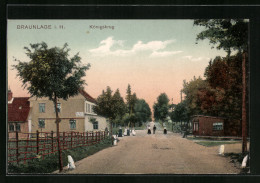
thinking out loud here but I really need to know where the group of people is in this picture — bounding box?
[147,124,157,134]
[147,124,167,135]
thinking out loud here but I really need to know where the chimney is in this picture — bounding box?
[8,88,13,101]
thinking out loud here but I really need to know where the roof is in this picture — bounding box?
[8,97,30,122]
[79,89,97,103]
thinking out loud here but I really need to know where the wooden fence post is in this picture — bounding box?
[92,131,94,145]
[51,131,54,152]
[71,131,73,148]
[87,132,89,146]
[83,132,86,145]
[63,132,65,150]
[36,130,39,155]
[16,131,19,164]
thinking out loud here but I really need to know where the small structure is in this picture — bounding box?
[192,115,241,136]
[192,115,225,136]
[241,155,248,168]
[67,155,76,170]
[218,145,225,155]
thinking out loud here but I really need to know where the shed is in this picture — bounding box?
[192,115,225,136]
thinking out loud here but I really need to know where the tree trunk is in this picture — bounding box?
[242,52,247,153]
[54,95,63,172]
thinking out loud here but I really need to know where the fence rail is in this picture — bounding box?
[8,130,108,165]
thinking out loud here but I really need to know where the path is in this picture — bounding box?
[54,126,241,174]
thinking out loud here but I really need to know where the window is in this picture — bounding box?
[54,103,61,113]
[70,119,76,130]
[38,119,45,128]
[9,123,14,132]
[213,122,223,130]
[87,104,90,113]
[39,103,45,113]
[93,121,98,130]
[193,122,199,132]
[16,123,21,131]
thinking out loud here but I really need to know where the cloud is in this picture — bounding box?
[182,56,210,62]
[89,37,181,58]
[150,51,183,57]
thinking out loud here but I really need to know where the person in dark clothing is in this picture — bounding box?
[163,127,167,134]
[147,126,151,134]
[153,125,156,134]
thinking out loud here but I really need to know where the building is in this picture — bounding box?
[28,89,108,134]
[8,89,31,138]
[192,115,225,136]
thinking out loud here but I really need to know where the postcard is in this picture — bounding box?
[7,18,249,175]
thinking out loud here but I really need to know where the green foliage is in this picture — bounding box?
[170,101,189,122]
[13,42,90,102]
[125,84,138,114]
[194,19,248,54]
[134,99,152,124]
[181,77,206,116]
[94,87,127,129]
[153,93,170,121]
[8,138,112,173]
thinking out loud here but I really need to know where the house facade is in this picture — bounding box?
[29,90,108,134]
[192,115,225,136]
[8,89,31,139]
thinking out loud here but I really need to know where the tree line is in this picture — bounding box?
[93,84,152,129]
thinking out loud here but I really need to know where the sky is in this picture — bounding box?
[7,19,227,110]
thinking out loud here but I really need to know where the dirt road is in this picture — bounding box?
[56,125,240,174]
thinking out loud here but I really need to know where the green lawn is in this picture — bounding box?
[195,141,241,147]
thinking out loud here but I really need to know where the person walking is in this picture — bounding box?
[153,125,156,134]
[147,125,151,134]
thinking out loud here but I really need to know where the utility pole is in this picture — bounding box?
[171,98,173,131]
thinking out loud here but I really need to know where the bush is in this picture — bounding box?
[8,137,113,174]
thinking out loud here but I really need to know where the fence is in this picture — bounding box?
[8,130,108,165]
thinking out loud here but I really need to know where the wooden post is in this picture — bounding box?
[36,130,39,155]
[92,131,94,145]
[71,131,73,148]
[86,132,88,146]
[51,131,54,152]
[16,131,19,164]
[63,132,65,150]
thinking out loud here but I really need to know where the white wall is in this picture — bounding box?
[84,115,109,131]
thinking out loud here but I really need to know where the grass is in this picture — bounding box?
[8,137,113,174]
[195,141,241,147]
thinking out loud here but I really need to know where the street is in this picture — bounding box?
[56,122,240,174]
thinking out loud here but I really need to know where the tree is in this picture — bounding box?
[201,55,243,119]
[13,42,90,172]
[194,19,249,152]
[170,102,189,123]
[94,87,127,138]
[111,89,127,126]
[182,76,207,116]
[153,93,170,121]
[125,84,138,127]
[134,99,152,126]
